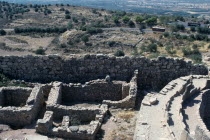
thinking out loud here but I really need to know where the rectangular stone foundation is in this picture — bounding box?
[36,104,108,140]
[0,86,45,127]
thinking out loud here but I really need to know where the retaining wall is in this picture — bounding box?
[0,55,208,90]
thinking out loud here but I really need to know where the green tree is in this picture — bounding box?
[81,35,89,44]
[113,16,120,24]
[136,16,144,24]
[122,16,130,23]
[146,17,157,26]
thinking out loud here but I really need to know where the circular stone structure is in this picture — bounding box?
[134,75,210,140]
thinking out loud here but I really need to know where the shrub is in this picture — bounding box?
[128,20,135,28]
[139,24,146,30]
[113,16,120,24]
[72,17,78,23]
[67,22,73,30]
[147,44,157,52]
[0,29,6,36]
[189,54,202,64]
[145,17,157,26]
[122,16,130,23]
[60,44,67,48]
[190,27,196,32]
[81,35,89,44]
[163,32,170,38]
[92,9,97,14]
[65,14,71,19]
[192,44,198,49]
[65,10,70,14]
[108,41,116,47]
[35,48,45,55]
[141,43,157,53]
[136,16,144,24]
[87,27,103,34]
[114,50,125,57]
[165,45,176,54]
[182,47,200,56]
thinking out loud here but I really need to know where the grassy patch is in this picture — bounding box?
[116,111,135,121]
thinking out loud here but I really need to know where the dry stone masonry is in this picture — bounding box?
[0,66,138,139]
[0,55,207,90]
[0,86,45,127]
[0,54,210,140]
[134,75,210,140]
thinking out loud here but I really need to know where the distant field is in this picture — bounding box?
[1,0,210,16]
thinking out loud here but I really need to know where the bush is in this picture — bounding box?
[190,27,196,32]
[81,35,89,44]
[108,41,116,47]
[139,24,146,30]
[0,29,6,36]
[114,50,125,57]
[147,44,157,52]
[92,9,97,14]
[65,10,70,14]
[145,17,157,26]
[165,45,176,54]
[128,20,135,28]
[182,47,200,56]
[67,22,73,30]
[35,48,45,55]
[189,54,202,64]
[192,44,198,49]
[122,16,130,23]
[113,16,120,24]
[65,14,71,19]
[136,16,144,24]
[163,32,170,38]
[141,43,157,53]
[60,44,67,48]
[87,27,103,34]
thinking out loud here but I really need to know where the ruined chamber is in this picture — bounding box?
[0,86,45,127]
[36,70,138,139]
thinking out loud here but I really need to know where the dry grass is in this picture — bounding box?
[116,111,135,121]
[109,130,133,140]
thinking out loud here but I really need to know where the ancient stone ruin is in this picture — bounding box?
[134,75,210,140]
[0,86,44,127]
[0,54,210,140]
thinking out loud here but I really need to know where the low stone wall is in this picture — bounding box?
[36,104,108,140]
[103,70,138,108]
[0,55,208,90]
[62,80,127,102]
[161,76,206,140]
[0,86,45,126]
[0,87,31,107]
[195,89,210,140]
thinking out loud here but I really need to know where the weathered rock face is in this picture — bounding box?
[0,55,208,90]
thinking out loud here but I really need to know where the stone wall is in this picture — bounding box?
[103,70,138,108]
[62,80,126,102]
[0,86,45,126]
[0,55,208,90]
[195,89,210,140]
[0,88,32,107]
